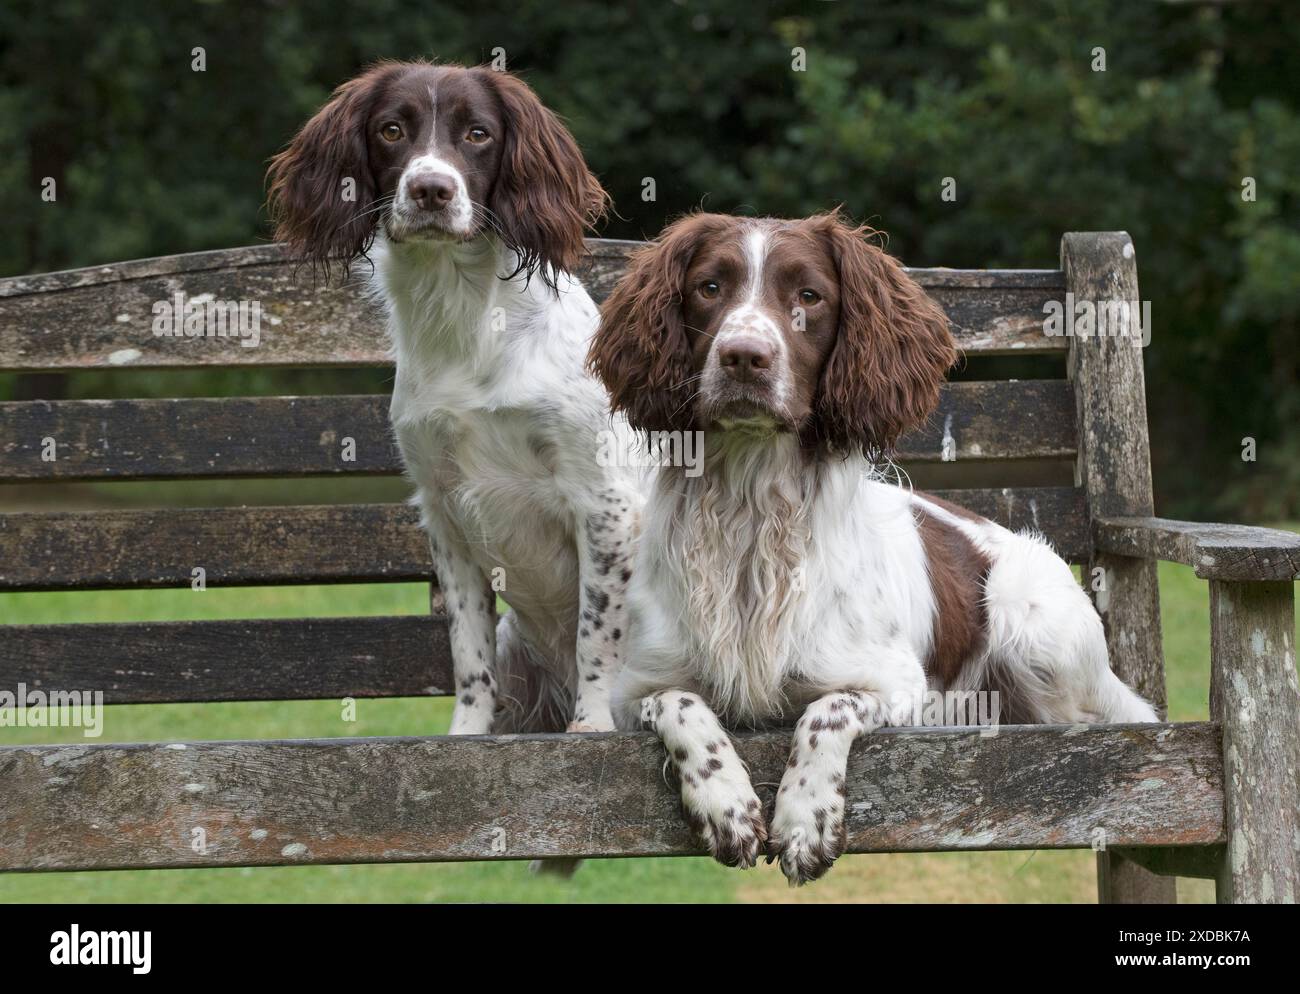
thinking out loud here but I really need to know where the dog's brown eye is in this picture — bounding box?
[799,289,822,305]
[699,281,721,299]
[466,128,491,144]
[380,122,404,143]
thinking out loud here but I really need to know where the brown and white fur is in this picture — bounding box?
[268,61,639,738]
[588,211,1157,885]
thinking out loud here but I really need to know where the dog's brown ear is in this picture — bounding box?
[267,66,393,279]
[810,211,956,458]
[588,214,730,435]
[482,70,609,290]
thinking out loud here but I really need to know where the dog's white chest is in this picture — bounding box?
[395,393,572,538]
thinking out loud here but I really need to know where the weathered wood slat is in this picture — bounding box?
[0,723,1223,871]
[925,487,1090,559]
[1063,233,1166,710]
[1096,516,1300,581]
[0,503,431,590]
[0,616,452,704]
[0,395,397,480]
[0,381,1076,481]
[924,285,1063,355]
[0,486,1091,591]
[0,242,1066,371]
[1209,581,1300,903]
[909,380,1075,462]
[1062,232,1174,905]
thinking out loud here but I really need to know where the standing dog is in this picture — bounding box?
[269,61,640,735]
[588,211,1157,884]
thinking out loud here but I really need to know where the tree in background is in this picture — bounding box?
[1,0,1295,520]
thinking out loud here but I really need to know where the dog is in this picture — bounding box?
[588,210,1158,885]
[268,60,641,737]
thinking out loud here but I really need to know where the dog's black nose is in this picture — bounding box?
[718,336,774,383]
[408,174,456,211]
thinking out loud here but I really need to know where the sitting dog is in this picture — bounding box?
[588,211,1157,884]
[268,61,640,736]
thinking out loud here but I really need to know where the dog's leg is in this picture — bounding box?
[642,689,766,868]
[443,559,498,735]
[570,499,635,732]
[421,510,498,736]
[767,690,892,886]
[992,604,1159,724]
[983,540,1158,724]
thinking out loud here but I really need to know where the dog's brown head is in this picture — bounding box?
[266,60,608,286]
[588,211,956,458]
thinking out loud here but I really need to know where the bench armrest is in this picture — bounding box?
[1094,516,1300,581]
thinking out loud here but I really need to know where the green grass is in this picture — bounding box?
[1,556,1295,903]
[0,855,740,905]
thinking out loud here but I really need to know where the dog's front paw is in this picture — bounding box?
[678,760,767,868]
[569,701,616,734]
[766,770,847,885]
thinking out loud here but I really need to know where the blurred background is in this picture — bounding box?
[0,0,1296,903]
[2,0,1297,518]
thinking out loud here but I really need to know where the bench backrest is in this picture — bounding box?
[0,235,1157,712]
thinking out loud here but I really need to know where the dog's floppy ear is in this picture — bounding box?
[810,211,956,457]
[267,66,392,278]
[589,214,730,435]
[482,70,609,290]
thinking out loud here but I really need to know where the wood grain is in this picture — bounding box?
[0,615,452,704]
[1096,515,1300,581]
[0,395,398,480]
[1062,231,1174,904]
[0,381,1077,481]
[0,242,1067,371]
[0,486,1091,591]
[0,503,432,590]
[0,723,1224,871]
[1209,580,1300,903]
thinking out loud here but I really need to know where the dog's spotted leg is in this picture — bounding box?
[767,690,891,885]
[643,690,766,867]
[570,493,636,732]
[421,510,498,736]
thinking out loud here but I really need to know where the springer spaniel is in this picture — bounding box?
[588,211,1157,885]
[268,61,641,736]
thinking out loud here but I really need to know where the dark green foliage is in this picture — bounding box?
[1,0,1295,519]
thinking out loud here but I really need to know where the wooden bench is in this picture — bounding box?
[1,232,1296,903]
